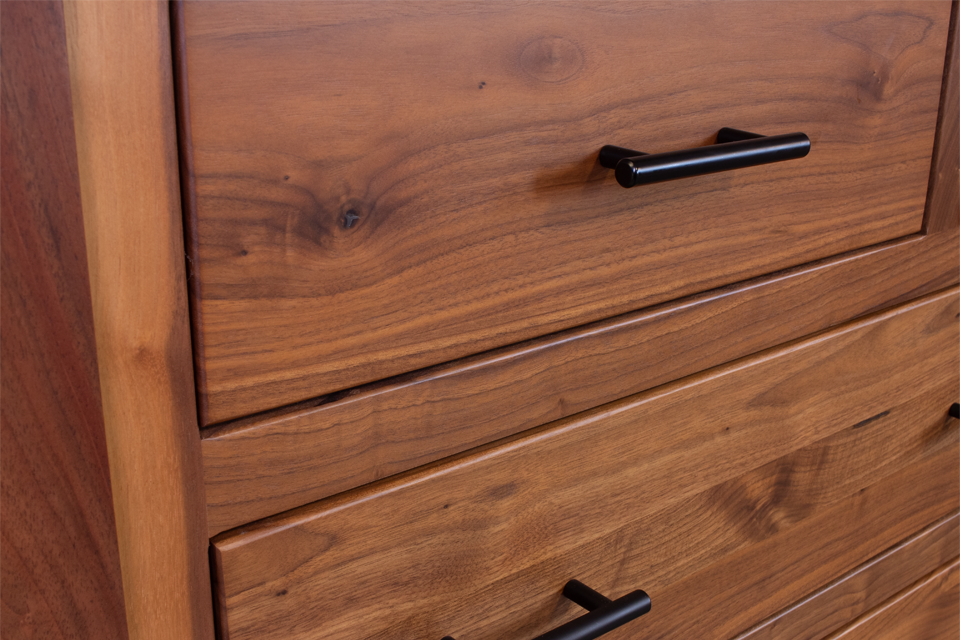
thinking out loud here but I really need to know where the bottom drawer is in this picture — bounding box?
[211,289,959,640]
[735,513,959,640]
[827,559,960,640]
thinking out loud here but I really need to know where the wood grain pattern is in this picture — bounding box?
[826,560,960,640]
[0,2,129,637]
[734,513,959,640]
[214,437,960,640]
[178,1,952,424]
[614,446,960,640]
[925,1,959,234]
[62,3,213,640]
[202,229,959,535]
[211,288,959,640]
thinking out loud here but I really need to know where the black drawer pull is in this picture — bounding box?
[442,579,651,640]
[949,403,959,419]
[600,127,810,188]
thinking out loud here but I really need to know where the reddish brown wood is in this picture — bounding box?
[202,230,959,534]
[170,0,209,422]
[734,513,959,640]
[213,402,959,640]
[924,1,959,233]
[826,560,960,640]
[178,1,952,424]
[62,2,215,638]
[0,2,129,638]
[211,289,958,640]
[619,446,960,640]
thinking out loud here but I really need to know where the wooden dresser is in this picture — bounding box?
[44,1,960,639]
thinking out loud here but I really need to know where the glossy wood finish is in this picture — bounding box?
[826,561,960,640]
[735,513,959,640]
[202,230,959,534]
[211,289,959,640]
[0,3,129,637]
[178,1,951,424]
[62,3,213,639]
[925,0,959,234]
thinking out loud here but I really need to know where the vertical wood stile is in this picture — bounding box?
[62,2,214,639]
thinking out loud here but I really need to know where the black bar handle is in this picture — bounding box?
[949,403,959,419]
[442,579,651,640]
[600,127,810,188]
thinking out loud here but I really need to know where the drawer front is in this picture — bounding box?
[199,234,959,536]
[211,289,959,640]
[177,1,951,424]
[736,513,960,640]
[826,560,960,640]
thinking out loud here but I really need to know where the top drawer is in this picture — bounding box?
[176,1,951,424]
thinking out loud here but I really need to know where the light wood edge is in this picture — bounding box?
[924,0,959,233]
[63,2,214,640]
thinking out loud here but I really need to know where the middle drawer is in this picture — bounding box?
[211,288,959,640]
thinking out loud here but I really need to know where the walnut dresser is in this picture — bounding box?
[57,2,960,640]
